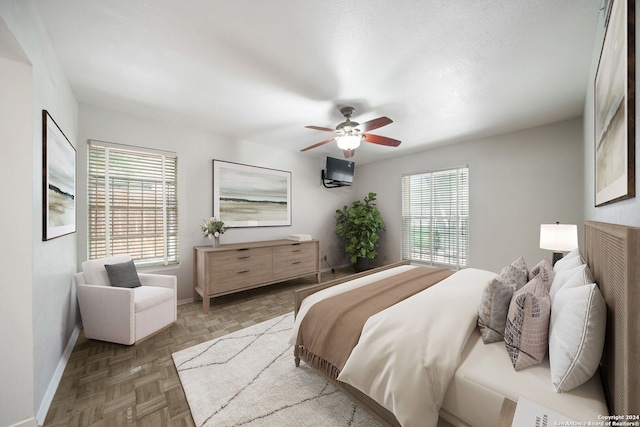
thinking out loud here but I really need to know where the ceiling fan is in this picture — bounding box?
[301,106,401,158]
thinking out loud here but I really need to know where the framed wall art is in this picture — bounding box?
[213,160,291,227]
[42,110,76,240]
[594,0,635,207]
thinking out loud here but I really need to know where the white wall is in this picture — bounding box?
[583,4,640,226]
[77,104,355,302]
[354,118,585,273]
[0,1,79,424]
[0,49,37,427]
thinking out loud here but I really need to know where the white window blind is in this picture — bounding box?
[402,166,469,269]
[88,141,179,266]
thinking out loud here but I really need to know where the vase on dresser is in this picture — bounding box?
[212,236,220,248]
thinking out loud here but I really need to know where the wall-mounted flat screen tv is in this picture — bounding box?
[325,156,355,184]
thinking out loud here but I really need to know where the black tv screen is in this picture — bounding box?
[326,156,355,184]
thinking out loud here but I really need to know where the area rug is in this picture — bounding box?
[172,312,381,427]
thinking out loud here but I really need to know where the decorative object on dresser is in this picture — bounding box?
[539,222,578,265]
[213,160,291,227]
[193,239,320,313]
[288,233,312,241]
[200,216,226,248]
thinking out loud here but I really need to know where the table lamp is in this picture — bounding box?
[539,222,578,265]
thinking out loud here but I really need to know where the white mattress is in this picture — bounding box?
[441,327,608,427]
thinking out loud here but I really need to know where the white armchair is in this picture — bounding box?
[74,255,177,345]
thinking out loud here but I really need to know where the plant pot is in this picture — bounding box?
[354,257,374,272]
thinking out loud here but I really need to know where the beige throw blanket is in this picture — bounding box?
[338,268,497,427]
[295,267,454,380]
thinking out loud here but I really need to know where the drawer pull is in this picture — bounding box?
[292,261,302,265]
[291,243,300,246]
[237,256,250,260]
[237,270,250,274]
[237,248,250,251]
[292,249,301,253]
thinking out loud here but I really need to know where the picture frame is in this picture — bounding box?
[42,110,76,240]
[213,160,291,227]
[594,0,635,207]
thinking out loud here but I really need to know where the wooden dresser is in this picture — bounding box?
[193,239,321,313]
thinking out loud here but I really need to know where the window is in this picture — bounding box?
[88,141,179,266]
[402,166,469,269]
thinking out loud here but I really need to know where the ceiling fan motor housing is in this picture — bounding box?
[336,106,359,133]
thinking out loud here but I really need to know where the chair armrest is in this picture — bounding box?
[76,284,135,345]
[138,273,177,323]
[138,273,177,291]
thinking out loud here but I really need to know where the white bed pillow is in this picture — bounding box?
[562,247,580,260]
[554,251,583,273]
[549,264,593,302]
[549,283,606,393]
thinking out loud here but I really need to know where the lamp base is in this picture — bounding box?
[552,251,563,266]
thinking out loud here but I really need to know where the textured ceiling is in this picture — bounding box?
[34,0,602,164]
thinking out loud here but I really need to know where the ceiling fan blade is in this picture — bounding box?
[305,125,337,133]
[343,149,355,158]
[358,116,393,132]
[363,133,401,147]
[300,137,335,152]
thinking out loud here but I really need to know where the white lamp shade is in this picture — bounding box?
[336,134,361,150]
[540,223,578,252]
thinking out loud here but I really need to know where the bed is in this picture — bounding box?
[291,221,640,427]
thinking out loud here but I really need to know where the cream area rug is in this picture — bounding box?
[172,312,382,427]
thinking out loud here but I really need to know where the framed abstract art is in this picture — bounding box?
[594,0,635,206]
[42,110,76,240]
[213,160,291,227]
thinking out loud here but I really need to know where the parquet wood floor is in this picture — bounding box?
[43,268,355,427]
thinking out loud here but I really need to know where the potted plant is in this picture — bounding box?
[335,192,386,271]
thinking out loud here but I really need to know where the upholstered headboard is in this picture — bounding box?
[584,221,640,417]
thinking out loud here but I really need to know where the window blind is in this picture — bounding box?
[88,141,179,266]
[401,166,469,269]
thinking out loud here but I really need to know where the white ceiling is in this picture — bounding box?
[34,0,602,165]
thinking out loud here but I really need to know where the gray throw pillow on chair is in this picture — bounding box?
[105,260,142,288]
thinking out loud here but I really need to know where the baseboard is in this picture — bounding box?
[36,325,80,426]
[178,298,194,305]
[8,417,37,427]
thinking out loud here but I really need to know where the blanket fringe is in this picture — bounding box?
[296,346,342,380]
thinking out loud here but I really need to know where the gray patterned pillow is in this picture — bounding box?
[528,258,554,284]
[478,257,528,343]
[504,262,554,371]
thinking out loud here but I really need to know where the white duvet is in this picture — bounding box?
[292,266,496,427]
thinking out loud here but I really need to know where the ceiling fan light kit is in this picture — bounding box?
[302,106,401,158]
[336,134,362,150]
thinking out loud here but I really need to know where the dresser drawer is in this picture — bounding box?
[194,239,320,314]
[273,242,318,280]
[209,247,273,293]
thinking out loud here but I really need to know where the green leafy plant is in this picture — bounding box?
[335,192,386,265]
